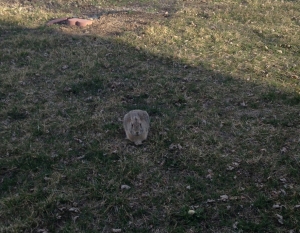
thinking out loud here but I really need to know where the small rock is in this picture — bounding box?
[188,210,195,215]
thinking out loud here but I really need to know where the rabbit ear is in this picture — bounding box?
[140,111,150,122]
[124,114,131,125]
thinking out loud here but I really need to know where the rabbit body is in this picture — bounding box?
[123,110,150,145]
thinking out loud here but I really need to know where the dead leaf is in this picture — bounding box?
[169,143,183,151]
[232,221,238,229]
[112,229,122,232]
[227,162,239,171]
[121,185,131,190]
[85,96,93,102]
[37,229,48,233]
[240,101,247,107]
[74,137,83,143]
[276,214,283,224]
[226,165,235,171]
[159,131,167,136]
[281,147,287,153]
[206,169,214,179]
[220,195,229,201]
[206,173,213,179]
[206,199,215,203]
[280,178,287,183]
[280,189,287,196]
[177,144,182,150]
[58,207,66,212]
[76,155,85,160]
[69,207,80,213]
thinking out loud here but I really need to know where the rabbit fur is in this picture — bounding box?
[123,110,150,145]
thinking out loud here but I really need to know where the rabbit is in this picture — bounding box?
[123,110,150,145]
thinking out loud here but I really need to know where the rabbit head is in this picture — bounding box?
[129,116,144,136]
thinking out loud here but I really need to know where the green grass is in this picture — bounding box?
[1,0,300,232]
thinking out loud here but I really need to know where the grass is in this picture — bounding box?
[0,0,300,232]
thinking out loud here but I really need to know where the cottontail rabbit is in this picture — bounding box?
[123,110,150,145]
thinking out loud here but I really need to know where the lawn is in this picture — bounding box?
[0,0,300,232]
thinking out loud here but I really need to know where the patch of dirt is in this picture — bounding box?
[60,11,165,37]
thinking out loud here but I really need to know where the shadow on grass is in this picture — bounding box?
[0,13,300,233]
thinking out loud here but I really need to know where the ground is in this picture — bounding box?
[0,0,300,232]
